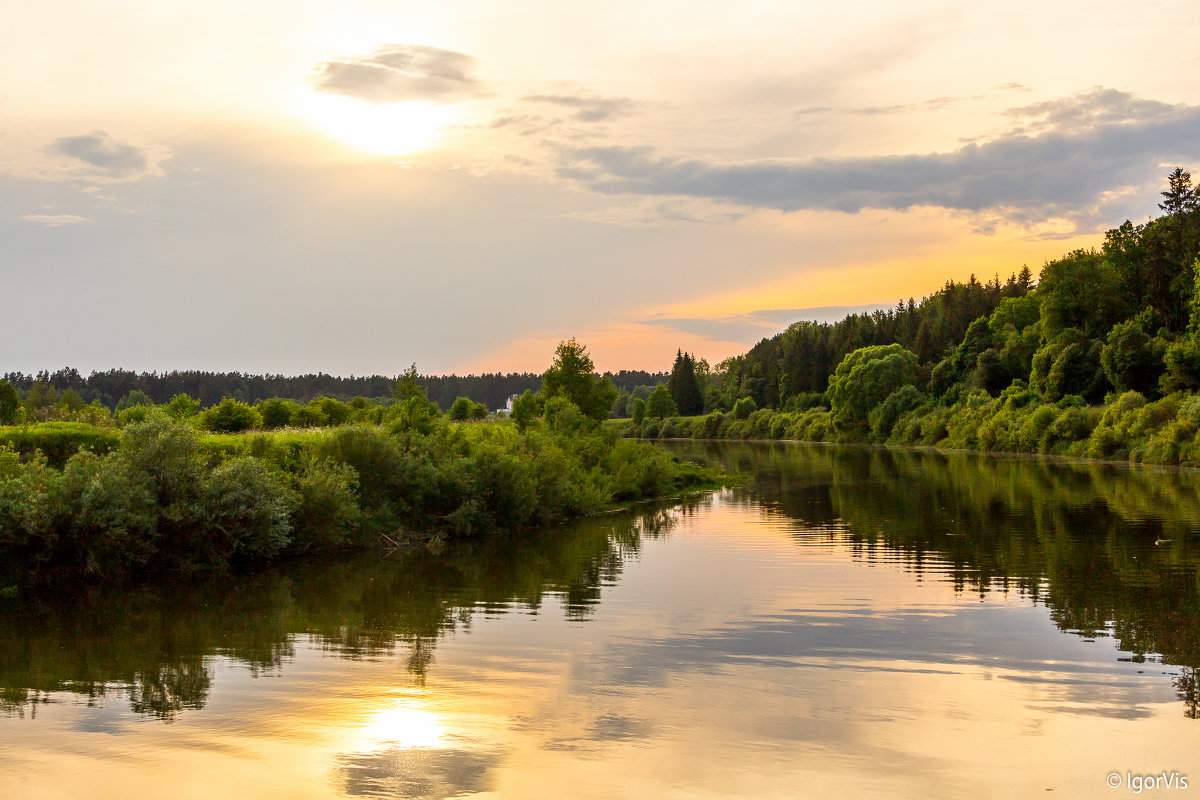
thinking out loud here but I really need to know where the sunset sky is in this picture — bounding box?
[3,0,1198,375]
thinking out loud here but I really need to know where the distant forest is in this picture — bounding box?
[708,167,1200,413]
[0,368,667,412]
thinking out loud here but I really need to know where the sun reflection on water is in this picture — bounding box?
[358,699,445,751]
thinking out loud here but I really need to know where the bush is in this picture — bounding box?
[164,393,200,420]
[868,386,925,442]
[0,422,122,467]
[201,398,262,433]
[202,458,298,562]
[732,396,757,420]
[257,398,300,429]
[54,451,157,573]
[828,344,919,433]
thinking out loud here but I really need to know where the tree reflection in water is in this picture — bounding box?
[4,441,1200,719]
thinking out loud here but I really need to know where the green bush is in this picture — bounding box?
[201,398,263,433]
[164,393,200,420]
[828,344,919,433]
[202,458,298,563]
[732,396,756,420]
[868,386,925,442]
[0,423,122,467]
[257,398,300,429]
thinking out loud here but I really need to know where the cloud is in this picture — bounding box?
[19,213,92,227]
[558,89,1200,229]
[312,44,483,104]
[524,93,636,122]
[793,96,961,117]
[48,131,164,181]
[1005,86,1179,132]
[559,197,747,227]
[643,305,892,343]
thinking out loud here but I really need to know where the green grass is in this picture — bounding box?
[0,422,122,467]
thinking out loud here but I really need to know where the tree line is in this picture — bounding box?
[632,168,1200,466]
[0,367,668,418]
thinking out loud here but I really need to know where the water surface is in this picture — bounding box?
[2,442,1198,798]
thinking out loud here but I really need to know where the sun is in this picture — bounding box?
[299,93,451,156]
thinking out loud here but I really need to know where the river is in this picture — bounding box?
[1,441,1197,798]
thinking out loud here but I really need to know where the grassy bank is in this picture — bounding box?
[0,410,722,588]
[621,387,1200,467]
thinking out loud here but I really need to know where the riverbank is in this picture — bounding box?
[0,413,725,589]
[618,387,1200,468]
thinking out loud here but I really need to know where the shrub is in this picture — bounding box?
[630,398,646,426]
[291,404,327,428]
[868,386,925,442]
[257,398,300,429]
[54,451,157,574]
[201,398,262,433]
[828,344,919,433]
[732,396,757,420]
[202,458,298,562]
[164,393,200,420]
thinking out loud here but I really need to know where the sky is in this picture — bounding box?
[3,0,1199,376]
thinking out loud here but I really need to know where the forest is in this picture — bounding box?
[0,367,667,414]
[629,169,1200,465]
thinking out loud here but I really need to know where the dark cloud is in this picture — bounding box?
[49,131,150,179]
[560,89,1200,228]
[524,93,636,122]
[1006,87,1179,132]
[313,44,482,104]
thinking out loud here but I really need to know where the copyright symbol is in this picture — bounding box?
[1107,772,1122,788]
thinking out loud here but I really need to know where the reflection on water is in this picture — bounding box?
[669,441,1200,718]
[2,443,1199,799]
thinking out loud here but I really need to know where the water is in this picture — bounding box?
[1,442,1198,799]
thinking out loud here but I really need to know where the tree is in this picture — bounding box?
[164,393,200,420]
[0,380,18,425]
[540,338,618,421]
[827,344,919,433]
[24,380,58,422]
[449,396,480,421]
[511,390,539,432]
[1160,167,1197,216]
[390,364,439,433]
[667,350,703,416]
[257,398,298,429]
[645,384,678,419]
[116,390,153,412]
[631,397,646,425]
[1101,309,1165,395]
[393,364,425,403]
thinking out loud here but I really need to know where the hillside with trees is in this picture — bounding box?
[631,169,1200,465]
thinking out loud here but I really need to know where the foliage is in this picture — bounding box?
[511,390,539,432]
[667,350,704,416]
[1101,309,1165,396]
[0,381,18,425]
[200,398,263,433]
[540,339,619,421]
[646,385,678,419]
[827,344,919,434]
[164,393,200,420]
[732,396,757,420]
[256,398,299,429]
[449,396,489,421]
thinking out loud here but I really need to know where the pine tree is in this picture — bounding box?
[667,350,703,416]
